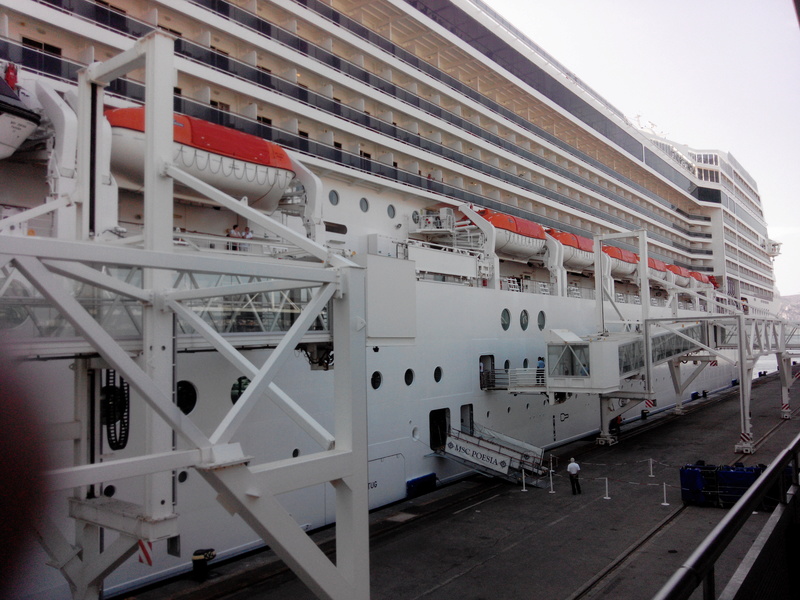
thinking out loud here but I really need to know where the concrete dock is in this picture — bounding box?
[131,371,800,600]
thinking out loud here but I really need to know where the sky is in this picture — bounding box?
[483,0,800,297]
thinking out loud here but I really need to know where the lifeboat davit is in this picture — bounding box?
[647,257,668,281]
[547,229,594,269]
[667,264,691,287]
[0,64,41,160]
[106,107,295,212]
[602,246,639,277]
[478,209,546,259]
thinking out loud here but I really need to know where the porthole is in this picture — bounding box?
[507,407,511,413]
[292,448,300,458]
[523,358,529,368]
[359,197,369,212]
[405,369,415,385]
[434,366,443,382]
[504,359,510,370]
[486,411,491,419]
[176,380,197,415]
[103,485,116,498]
[178,471,189,483]
[231,376,250,404]
[412,210,420,224]
[387,204,396,219]
[371,371,382,389]
[501,308,511,331]
[537,310,546,331]
[328,190,339,205]
[520,309,529,331]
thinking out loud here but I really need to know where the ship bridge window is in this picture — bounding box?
[547,344,590,377]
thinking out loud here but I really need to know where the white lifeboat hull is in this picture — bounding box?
[606,257,637,277]
[494,230,546,260]
[562,246,594,269]
[110,129,294,212]
[648,267,667,281]
[0,108,38,160]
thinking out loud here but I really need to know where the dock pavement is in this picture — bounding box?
[131,369,800,600]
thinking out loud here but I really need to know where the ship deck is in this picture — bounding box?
[129,368,800,600]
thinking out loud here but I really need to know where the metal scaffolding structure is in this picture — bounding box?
[0,33,369,600]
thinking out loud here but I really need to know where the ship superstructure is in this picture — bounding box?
[0,1,793,599]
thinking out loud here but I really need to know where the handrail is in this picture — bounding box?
[652,431,800,600]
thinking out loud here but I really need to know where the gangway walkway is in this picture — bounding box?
[434,424,548,485]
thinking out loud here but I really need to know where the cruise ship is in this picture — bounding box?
[0,0,784,598]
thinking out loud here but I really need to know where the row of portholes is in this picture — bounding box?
[177,368,446,415]
[372,365,443,390]
[329,190,397,219]
[501,308,546,331]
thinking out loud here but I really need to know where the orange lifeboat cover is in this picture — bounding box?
[648,257,667,271]
[602,246,639,264]
[667,264,691,278]
[478,209,546,239]
[690,271,711,284]
[547,229,594,252]
[105,107,293,171]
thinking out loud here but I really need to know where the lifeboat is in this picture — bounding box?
[647,257,668,281]
[106,107,295,212]
[0,63,41,160]
[666,264,691,287]
[690,271,713,288]
[602,246,639,277]
[477,209,546,259]
[547,229,594,269]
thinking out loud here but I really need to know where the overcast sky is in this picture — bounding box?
[483,0,800,297]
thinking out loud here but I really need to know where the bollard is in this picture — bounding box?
[192,548,216,582]
[521,468,528,492]
[661,483,670,506]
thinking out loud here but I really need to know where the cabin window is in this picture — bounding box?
[404,369,414,385]
[324,222,347,234]
[328,190,339,205]
[387,204,396,219]
[523,358,529,368]
[176,380,197,415]
[411,211,420,224]
[501,308,511,331]
[520,309,529,331]
[433,366,443,382]
[257,116,272,126]
[428,408,450,450]
[359,197,369,212]
[537,310,546,331]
